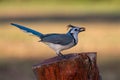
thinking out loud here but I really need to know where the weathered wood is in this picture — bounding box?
[32,52,101,80]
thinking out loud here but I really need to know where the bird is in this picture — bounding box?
[11,23,85,57]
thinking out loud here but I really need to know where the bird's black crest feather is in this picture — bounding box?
[67,24,76,30]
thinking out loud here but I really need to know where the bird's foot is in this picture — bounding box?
[58,53,64,56]
[58,53,66,58]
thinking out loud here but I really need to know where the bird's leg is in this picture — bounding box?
[56,51,65,58]
[58,52,70,59]
[58,52,64,56]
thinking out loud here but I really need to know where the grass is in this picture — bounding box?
[0,59,37,80]
[0,0,120,17]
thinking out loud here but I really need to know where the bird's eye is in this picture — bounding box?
[74,29,78,31]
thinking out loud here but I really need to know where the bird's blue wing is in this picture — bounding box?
[11,23,44,38]
[42,34,73,45]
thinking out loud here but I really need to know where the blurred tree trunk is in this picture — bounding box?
[33,52,101,80]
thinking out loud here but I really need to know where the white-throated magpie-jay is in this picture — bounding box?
[11,23,85,56]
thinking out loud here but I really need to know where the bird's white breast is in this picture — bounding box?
[43,40,75,52]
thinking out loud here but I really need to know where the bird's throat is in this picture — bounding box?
[70,33,78,45]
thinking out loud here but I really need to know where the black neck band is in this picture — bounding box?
[70,33,77,45]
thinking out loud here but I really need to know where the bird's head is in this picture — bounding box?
[67,24,85,34]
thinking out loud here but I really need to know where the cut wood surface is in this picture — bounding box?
[33,52,101,80]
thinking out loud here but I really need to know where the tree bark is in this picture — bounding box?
[32,52,101,80]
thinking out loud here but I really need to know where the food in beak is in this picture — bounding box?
[80,27,85,32]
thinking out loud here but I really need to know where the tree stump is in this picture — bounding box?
[32,52,101,80]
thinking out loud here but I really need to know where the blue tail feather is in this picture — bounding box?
[11,23,44,38]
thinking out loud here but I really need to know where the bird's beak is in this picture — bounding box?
[79,27,85,32]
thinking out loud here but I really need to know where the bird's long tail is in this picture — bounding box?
[11,23,44,38]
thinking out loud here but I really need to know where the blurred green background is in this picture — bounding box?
[0,0,120,80]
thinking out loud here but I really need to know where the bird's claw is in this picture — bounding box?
[58,53,68,59]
